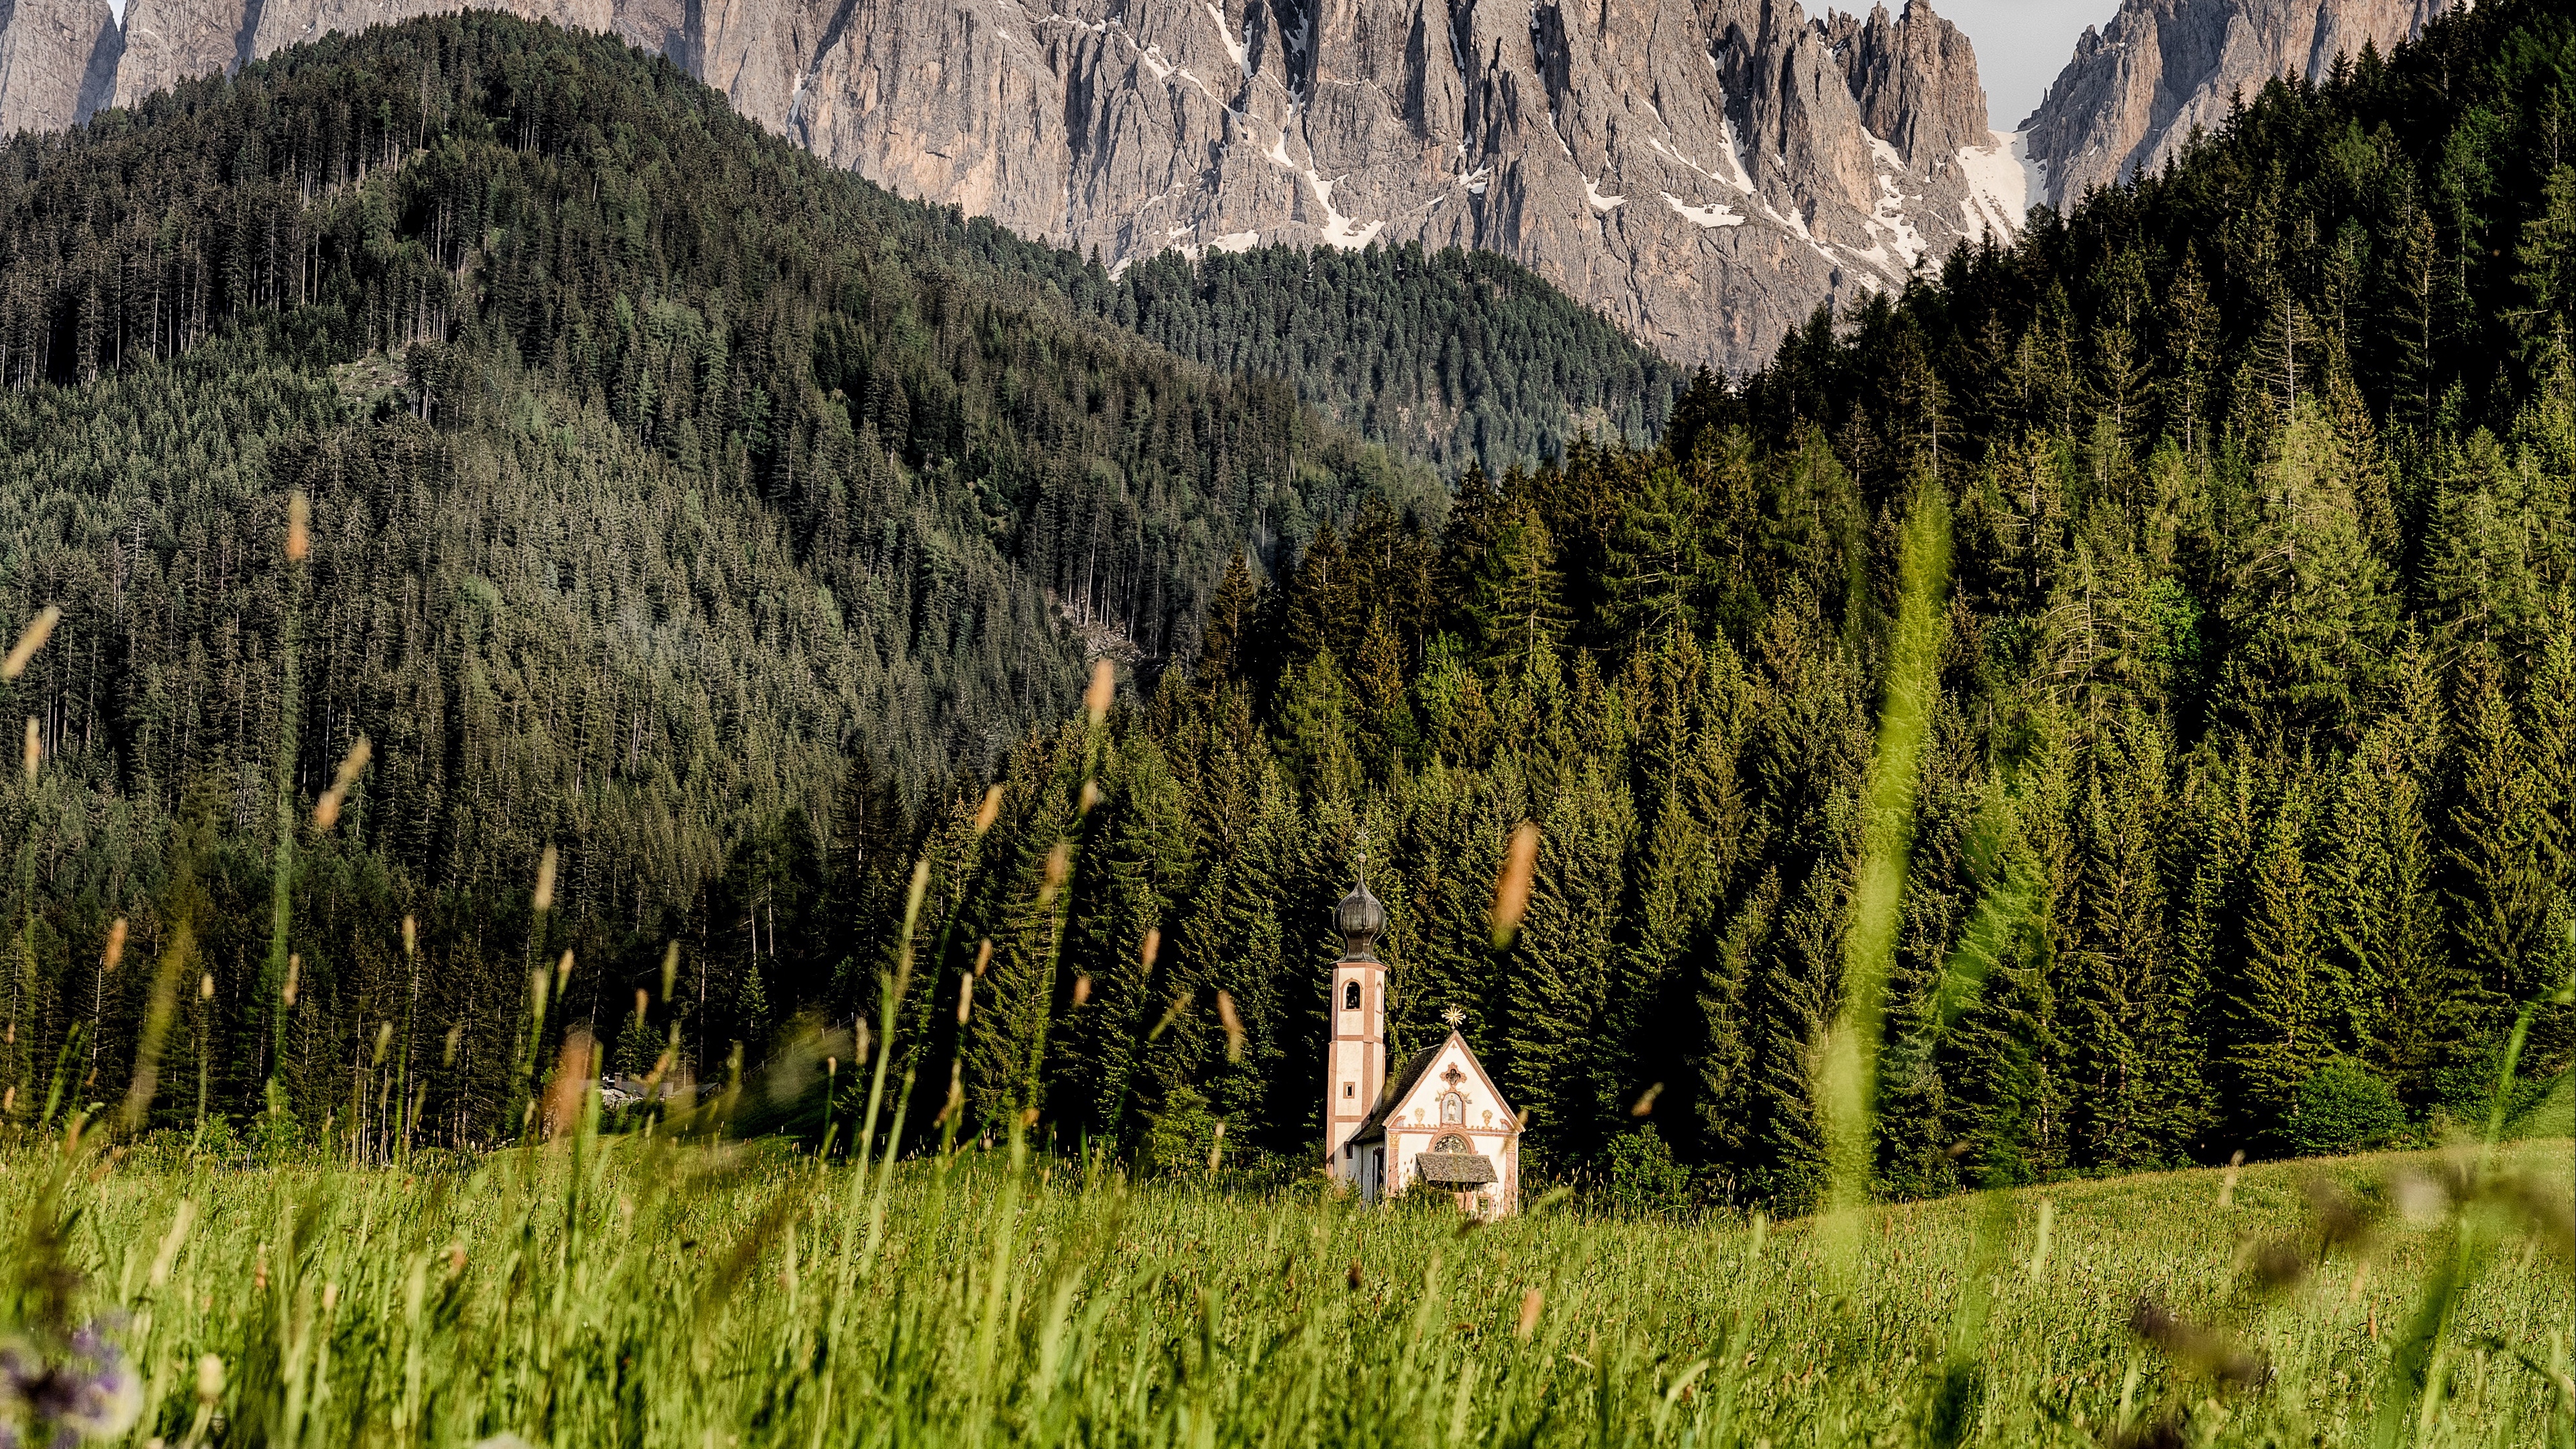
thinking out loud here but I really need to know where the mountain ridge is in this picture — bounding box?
[0,0,2487,367]
[2,0,2036,372]
[2018,0,2453,207]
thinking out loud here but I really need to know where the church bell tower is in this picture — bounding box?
[1324,859,1387,1181]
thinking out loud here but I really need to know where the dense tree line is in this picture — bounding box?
[823,0,2574,1201]
[1112,244,1680,476]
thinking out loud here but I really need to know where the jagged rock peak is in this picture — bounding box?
[1823,1,1990,172]
[2020,0,2452,209]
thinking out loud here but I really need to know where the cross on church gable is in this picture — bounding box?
[1440,1065,1466,1087]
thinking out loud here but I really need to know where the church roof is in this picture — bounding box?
[1346,1030,1509,1146]
[1345,1040,1445,1146]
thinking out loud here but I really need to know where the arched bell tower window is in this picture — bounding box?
[1344,980,1362,1010]
[1440,1091,1464,1124]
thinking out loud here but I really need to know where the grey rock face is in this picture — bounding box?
[1825,1,1988,170]
[1,0,2039,371]
[782,0,2038,370]
[111,0,244,111]
[0,0,117,133]
[2020,0,2449,209]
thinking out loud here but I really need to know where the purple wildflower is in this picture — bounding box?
[0,1324,140,1446]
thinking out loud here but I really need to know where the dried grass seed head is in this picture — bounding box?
[1490,822,1539,947]
[1217,990,1245,1062]
[1,604,60,680]
[314,736,373,829]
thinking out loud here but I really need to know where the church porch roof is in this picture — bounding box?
[1415,1152,1499,1186]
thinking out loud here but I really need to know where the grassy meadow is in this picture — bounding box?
[3,1120,2567,1449]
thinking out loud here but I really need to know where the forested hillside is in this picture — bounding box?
[1110,245,1682,474]
[0,13,1455,1131]
[849,0,2575,1201]
[2,3,2571,1197]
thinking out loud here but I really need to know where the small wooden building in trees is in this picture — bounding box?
[1322,866,1520,1216]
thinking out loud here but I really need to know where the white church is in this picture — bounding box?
[1322,867,1521,1217]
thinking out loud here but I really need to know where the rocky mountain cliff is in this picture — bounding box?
[2019,0,2451,209]
[2,0,2038,371]
[0,0,116,133]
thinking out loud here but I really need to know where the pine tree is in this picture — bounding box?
[1744,853,1849,1210]
[613,994,660,1079]
[2065,712,2172,1168]
[1350,608,1418,775]
[2322,722,2452,1102]
[1471,504,1571,676]
[1502,765,1633,1167]
[1196,553,1265,688]
[1273,653,1364,802]
[2218,399,2398,741]
[2228,782,2324,1145]
[1602,464,1709,645]
[1693,867,1776,1171]
[2445,657,2558,1034]
[2510,164,2576,364]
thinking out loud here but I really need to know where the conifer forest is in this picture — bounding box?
[0,0,2570,1215]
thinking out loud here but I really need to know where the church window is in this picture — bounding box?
[1343,980,1360,1010]
[1342,1081,1354,1098]
[1435,1134,1469,1153]
[1440,1092,1464,1124]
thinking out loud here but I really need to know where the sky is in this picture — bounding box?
[1929,0,2119,131]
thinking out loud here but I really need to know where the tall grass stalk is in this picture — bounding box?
[1820,486,1950,1254]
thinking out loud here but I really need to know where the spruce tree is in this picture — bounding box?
[1602,464,1709,645]
[2065,712,2172,1168]
[2228,781,2324,1145]
[1501,765,1633,1167]
[2445,657,2558,1033]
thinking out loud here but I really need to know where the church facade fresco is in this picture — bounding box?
[1322,864,1521,1218]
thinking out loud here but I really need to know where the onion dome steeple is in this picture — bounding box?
[1336,847,1385,962]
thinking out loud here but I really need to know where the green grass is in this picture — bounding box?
[5,1132,2568,1448]
[2508,1073,2573,1141]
